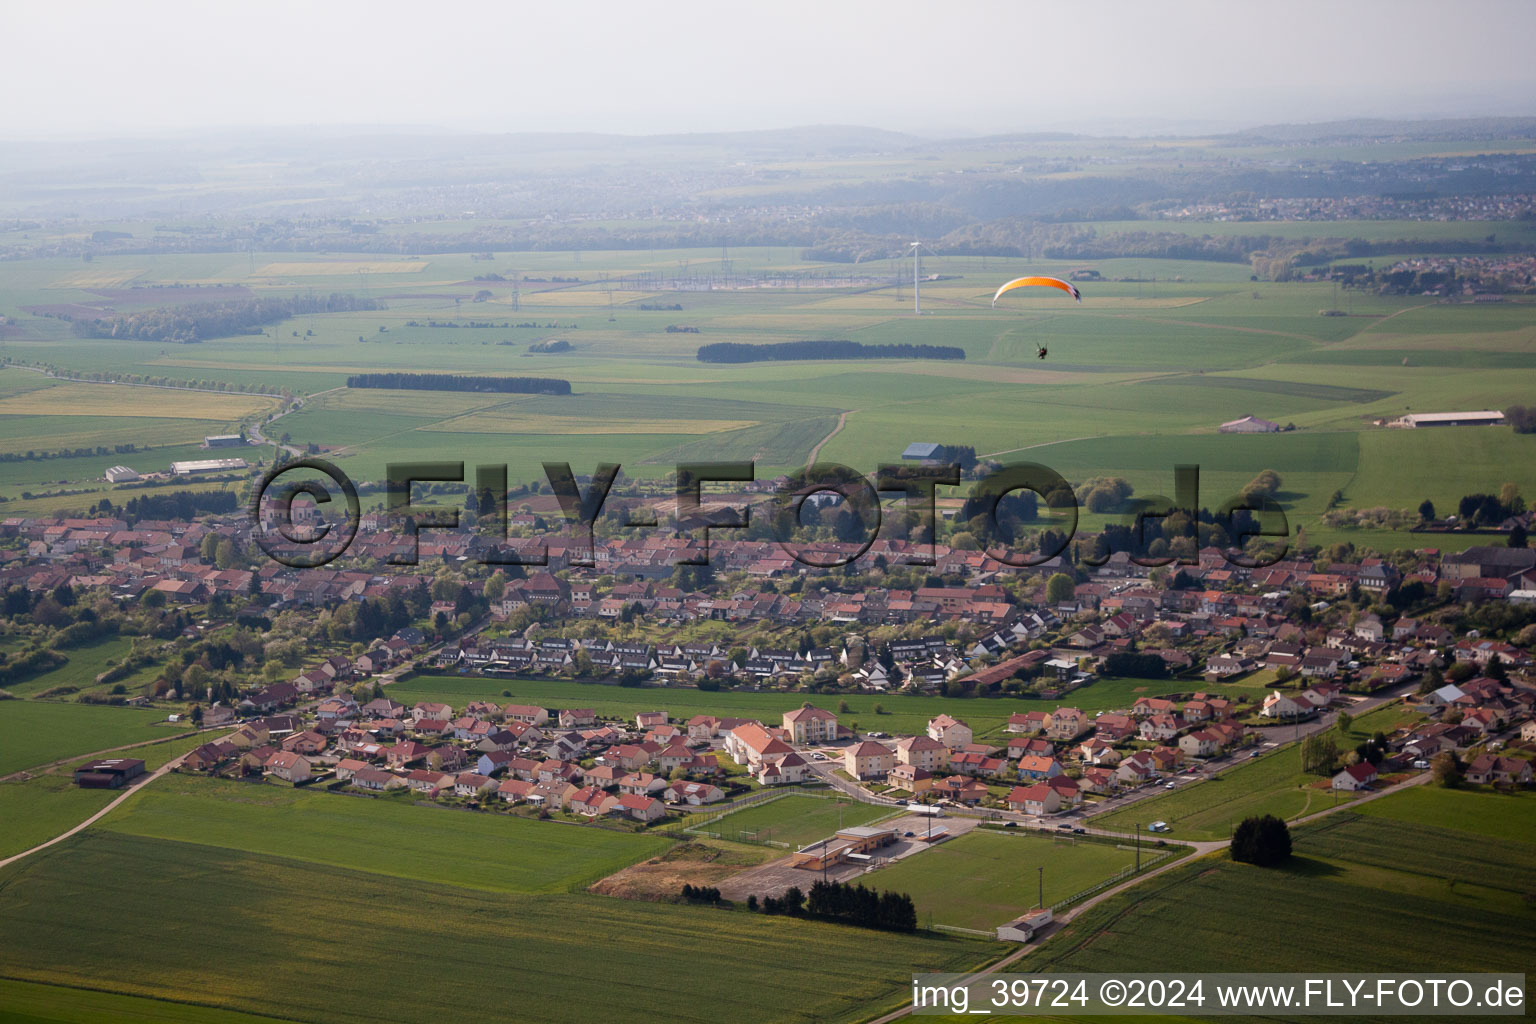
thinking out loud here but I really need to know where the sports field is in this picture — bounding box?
[0,831,996,1024]
[866,830,1142,932]
[695,794,894,848]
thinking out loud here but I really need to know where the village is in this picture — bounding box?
[6,500,1532,906]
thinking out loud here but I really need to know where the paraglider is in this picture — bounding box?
[990,276,1082,360]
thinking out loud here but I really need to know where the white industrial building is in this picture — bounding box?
[171,458,248,475]
[104,466,140,483]
[1388,411,1504,428]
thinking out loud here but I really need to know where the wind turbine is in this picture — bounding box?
[908,240,940,315]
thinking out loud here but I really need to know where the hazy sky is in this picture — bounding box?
[5,0,1535,139]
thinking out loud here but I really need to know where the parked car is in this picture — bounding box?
[1057,823,1072,830]
[1072,827,1087,834]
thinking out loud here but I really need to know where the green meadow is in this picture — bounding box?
[0,700,187,776]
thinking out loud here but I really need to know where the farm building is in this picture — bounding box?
[172,458,248,475]
[791,825,899,872]
[996,908,1053,942]
[1388,411,1504,428]
[204,434,246,447]
[901,442,951,463]
[1218,415,1280,433]
[73,758,146,789]
[104,465,140,483]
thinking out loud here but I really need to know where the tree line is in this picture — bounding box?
[123,490,241,523]
[746,880,918,932]
[71,293,382,344]
[346,373,572,395]
[697,340,964,363]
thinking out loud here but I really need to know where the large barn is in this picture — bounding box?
[1389,411,1504,428]
[1218,415,1280,434]
[73,758,146,789]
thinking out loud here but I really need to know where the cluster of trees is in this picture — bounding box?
[72,293,381,344]
[0,642,67,686]
[1506,405,1536,434]
[803,879,919,932]
[697,341,964,363]
[1073,476,1135,514]
[346,591,430,643]
[1230,815,1292,866]
[346,373,572,395]
[746,882,920,933]
[1454,484,1525,529]
[678,884,722,904]
[123,490,240,523]
[1300,732,1340,775]
[1078,505,1270,564]
[1100,650,1169,679]
[664,325,700,334]
[638,303,683,311]
[527,339,570,353]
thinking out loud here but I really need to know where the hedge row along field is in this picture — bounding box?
[345,372,572,394]
[696,340,965,363]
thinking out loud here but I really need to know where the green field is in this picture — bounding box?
[0,774,115,860]
[0,700,188,775]
[866,829,1143,932]
[0,978,294,1024]
[696,794,893,848]
[1,636,150,700]
[1032,812,1536,978]
[0,831,996,1024]
[389,674,1215,741]
[100,775,669,894]
[0,247,1532,552]
[1355,784,1536,843]
[0,731,233,860]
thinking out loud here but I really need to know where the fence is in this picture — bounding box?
[1050,849,1174,912]
[661,788,903,846]
[563,841,675,894]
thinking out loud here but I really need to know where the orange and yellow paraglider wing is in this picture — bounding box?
[990,276,1082,305]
